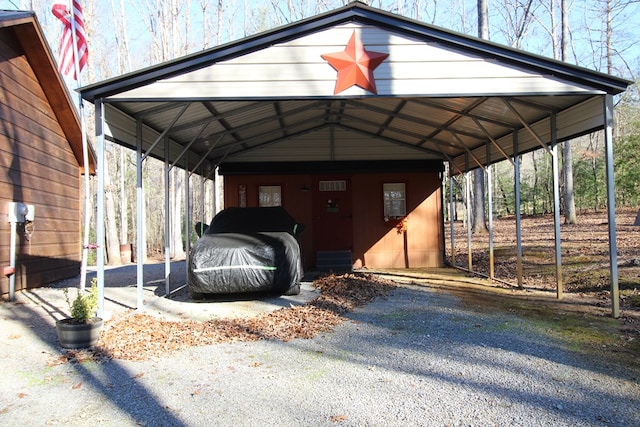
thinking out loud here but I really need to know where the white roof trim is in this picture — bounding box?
[107,24,597,101]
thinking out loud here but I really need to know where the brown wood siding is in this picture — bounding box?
[223,170,443,270]
[351,172,443,269]
[223,174,315,268]
[0,28,81,296]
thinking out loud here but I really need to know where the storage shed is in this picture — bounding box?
[0,11,95,297]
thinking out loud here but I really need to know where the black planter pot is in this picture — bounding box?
[55,317,103,349]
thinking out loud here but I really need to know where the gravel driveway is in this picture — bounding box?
[1,262,639,426]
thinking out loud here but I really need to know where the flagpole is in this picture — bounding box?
[68,0,91,294]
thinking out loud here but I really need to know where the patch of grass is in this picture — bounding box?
[304,367,328,381]
[620,275,640,290]
[484,320,520,333]
[536,314,618,352]
[456,290,640,358]
[565,254,600,264]
[565,269,610,292]
[523,249,551,260]
[522,263,556,276]
[624,294,640,307]
[19,368,64,387]
[380,310,427,332]
[493,247,515,257]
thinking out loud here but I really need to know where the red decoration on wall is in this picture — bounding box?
[321,31,389,95]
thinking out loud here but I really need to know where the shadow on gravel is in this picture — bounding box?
[48,261,188,290]
[2,297,188,425]
[6,264,639,425]
[282,285,640,426]
[1,263,196,425]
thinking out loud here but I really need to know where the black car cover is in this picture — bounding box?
[188,207,304,296]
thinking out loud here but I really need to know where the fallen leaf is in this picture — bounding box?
[94,273,395,361]
[72,383,82,389]
[17,393,27,399]
[330,414,348,422]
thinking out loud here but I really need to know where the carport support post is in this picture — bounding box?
[213,165,220,214]
[604,94,620,318]
[551,114,563,299]
[449,173,456,267]
[465,170,472,271]
[184,151,191,288]
[486,142,494,279]
[487,164,494,278]
[164,136,171,297]
[136,118,144,310]
[95,99,105,317]
[513,134,524,288]
[200,171,206,228]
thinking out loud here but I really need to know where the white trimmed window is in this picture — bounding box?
[383,183,406,217]
[259,185,281,207]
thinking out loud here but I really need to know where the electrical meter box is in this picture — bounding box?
[7,202,35,223]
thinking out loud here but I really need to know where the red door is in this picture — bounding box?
[312,176,353,251]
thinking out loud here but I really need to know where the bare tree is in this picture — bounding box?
[561,0,577,224]
[79,1,125,265]
[472,0,488,233]
[107,0,134,245]
[496,0,539,48]
[217,0,224,45]
[104,146,123,265]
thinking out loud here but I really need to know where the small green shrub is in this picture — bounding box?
[63,279,99,323]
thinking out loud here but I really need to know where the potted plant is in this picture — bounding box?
[55,279,103,349]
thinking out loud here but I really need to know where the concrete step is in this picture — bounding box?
[316,250,353,273]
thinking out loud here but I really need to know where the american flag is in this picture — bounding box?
[52,1,88,80]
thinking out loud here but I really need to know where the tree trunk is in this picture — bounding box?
[605,0,613,74]
[119,146,128,243]
[471,0,489,233]
[477,0,488,39]
[561,0,577,224]
[563,141,577,223]
[104,152,122,265]
[532,151,538,214]
[217,0,223,45]
[472,168,488,233]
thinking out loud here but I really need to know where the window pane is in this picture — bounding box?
[259,186,281,207]
[383,183,406,217]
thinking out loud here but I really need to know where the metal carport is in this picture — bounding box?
[79,3,630,317]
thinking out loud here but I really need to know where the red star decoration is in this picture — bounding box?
[321,31,389,95]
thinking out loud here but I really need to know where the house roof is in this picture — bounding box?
[79,2,630,176]
[0,10,96,174]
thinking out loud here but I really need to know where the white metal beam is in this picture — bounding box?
[603,95,619,317]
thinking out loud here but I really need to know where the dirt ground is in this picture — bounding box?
[446,207,640,306]
[433,207,640,354]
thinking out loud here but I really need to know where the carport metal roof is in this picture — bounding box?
[79,2,630,318]
[79,2,629,177]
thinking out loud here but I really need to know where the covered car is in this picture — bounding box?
[188,207,305,297]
